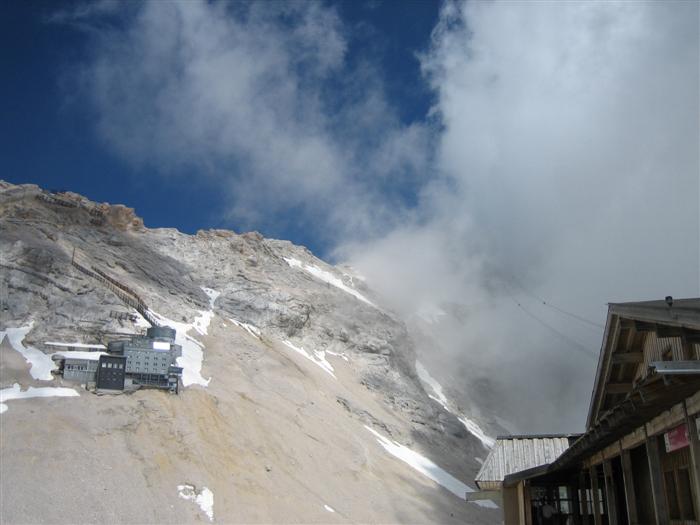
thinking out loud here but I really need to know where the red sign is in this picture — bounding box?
[664,423,690,453]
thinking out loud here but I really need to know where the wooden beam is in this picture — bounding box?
[579,471,590,525]
[606,383,634,395]
[590,465,603,525]
[620,448,639,525]
[603,460,619,525]
[611,352,644,365]
[645,430,670,525]
[620,319,636,329]
[634,321,656,332]
[683,401,700,517]
[684,330,700,344]
[657,325,684,338]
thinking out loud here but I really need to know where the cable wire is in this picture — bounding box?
[506,274,604,330]
[502,281,598,360]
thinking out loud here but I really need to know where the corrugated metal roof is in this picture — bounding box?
[475,435,572,490]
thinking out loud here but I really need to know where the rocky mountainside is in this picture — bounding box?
[0,181,500,524]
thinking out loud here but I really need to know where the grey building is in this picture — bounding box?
[107,326,183,392]
[59,357,99,384]
[96,354,127,391]
[55,326,183,393]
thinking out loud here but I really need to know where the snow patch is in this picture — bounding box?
[148,287,220,387]
[326,350,350,362]
[171,286,219,386]
[415,361,495,449]
[148,310,211,387]
[192,287,220,336]
[53,350,107,361]
[44,341,106,349]
[416,361,449,411]
[229,318,262,339]
[364,426,497,508]
[1,323,56,380]
[178,484,214,521]
[201,287,221,308]
[282,340,335,378]
[324,504,335,513]
[457,415,496,449]
[1,383,79,414]
[283,258,377,308]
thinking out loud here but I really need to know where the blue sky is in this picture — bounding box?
[2,0,698,431]
[2,0,439,254]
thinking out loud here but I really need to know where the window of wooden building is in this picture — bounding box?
[660,430,697,524]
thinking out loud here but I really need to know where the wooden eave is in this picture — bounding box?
[506,371,700,487]
[586,298,700,429]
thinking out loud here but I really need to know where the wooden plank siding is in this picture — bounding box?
[585,396,700,469]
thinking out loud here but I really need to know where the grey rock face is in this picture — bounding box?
[0,181,494,521]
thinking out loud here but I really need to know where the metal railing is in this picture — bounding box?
[71,259,160,327]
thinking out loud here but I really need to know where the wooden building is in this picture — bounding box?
[475,298,700,525]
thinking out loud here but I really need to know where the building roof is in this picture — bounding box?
[587,297,700,428]
[490,297,700,490]
[503,370,700,488]
[475,435,579,490]
[608,298,700,329]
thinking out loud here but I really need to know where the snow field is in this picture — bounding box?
[44,341,106,349]
[1,323,56,380]
[52,350,107,361]
[325,350,349,362]
[283,257,377,308]
[148,286,221,387]
[177,484,214,521]
[282,340,335,378]
[415,361,495,449]
[1,383,79,414]
[229,318,262,339]
[364,426,498,509]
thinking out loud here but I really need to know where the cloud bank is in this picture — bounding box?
[70,0,430,240]
[64,0,698,432]
[341,0,699,431]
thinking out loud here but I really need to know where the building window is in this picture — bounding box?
[664,466,696,521]
[665,471,681,519]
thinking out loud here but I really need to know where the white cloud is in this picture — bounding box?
[340,0,699,432]
[63,0,699,432]
[71,0,429,239]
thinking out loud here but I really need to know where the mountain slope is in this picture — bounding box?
[0,181,499,524]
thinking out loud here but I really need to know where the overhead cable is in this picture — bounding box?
[506,274,604,330]
[502,281,598,360]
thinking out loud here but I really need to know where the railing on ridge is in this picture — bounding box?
[70,259,160,328]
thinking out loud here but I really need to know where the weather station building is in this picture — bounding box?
[471,297,700,525]
[52,326,183,393]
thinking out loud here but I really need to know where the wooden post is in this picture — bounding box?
[579,471,590,525]
[645,427,669,525]
[571,476,582,525]
[603,460,619,525]
[590,465,603,525]
[620,447,640,525]
[683,401,700,515]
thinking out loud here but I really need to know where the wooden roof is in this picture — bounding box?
[475,435,578,490]
[587,298,700,428]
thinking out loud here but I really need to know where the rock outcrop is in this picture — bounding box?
[0,181,499,524]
